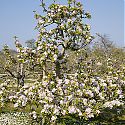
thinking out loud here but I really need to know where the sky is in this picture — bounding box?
[0,0,124,50]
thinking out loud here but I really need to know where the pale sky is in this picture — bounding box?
[0,0,124,50]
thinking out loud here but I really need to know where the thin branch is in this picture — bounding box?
[0,66,16,78]
[5,69,16,78]
[96,33,109,51]
[40,0,47,12]
[0,75,7,79]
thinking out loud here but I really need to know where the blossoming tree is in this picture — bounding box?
[0,0,124,124]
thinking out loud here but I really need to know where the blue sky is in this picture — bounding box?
[0,0,124,50]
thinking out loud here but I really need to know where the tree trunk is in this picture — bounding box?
[17,63,25,86]
[20,63,24,86]
[42,61,46,79]
[55,46,65,79]
[55,60,61,79]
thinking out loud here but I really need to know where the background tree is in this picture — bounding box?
[25,39,36,49]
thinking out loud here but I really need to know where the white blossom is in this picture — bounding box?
[51,116,57,121]
[32,111,37,119]
[53,54,57,61]
[62,110,66,115]
[96,62,102,66]
[14,103,19,108]
[68,106,76,114]
[85,107,92,114]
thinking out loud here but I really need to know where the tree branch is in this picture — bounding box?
[0,66,16,78]
[40,0,47,12]
[5,69,16,78]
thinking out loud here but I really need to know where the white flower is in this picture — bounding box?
[14,103,18,108]
[100,78,105,83]
[60,100,64,105]
[0,91,3,95]
[91,78,95,83]
[88,113,94,118]
[86,90,94,97]
[39,92,46,98]
[68,106,76,114]
[38,19,44,24]
[73,10,76,15]
[32,111,37,119]
[39,100,46,104]
[32,50,36,53]
[117,90,122,94]
[119,94,123,98]
[86,25,91,30]
[16,48,20,52]
[97,62,102,66]
[24,90,29,95]
[60,23,65,29]
[58,8,61,12]
[52,88,57,93]
[53,108,59,115]
[9,96,13,99]
[77,89,82,96]
[28,92,34,96]
[102,82,107,87]
[77,26,82,32]
[94,87,99,94]
[45,96,53,102]
[44,51,48,57]
[90,99,96,104]
[53,54,57,61]
[96,110,100,114]
[50,81,55,84]
[37,46,42,50]
[67,19,72,24]
[17,99,21,104]
[32,86,35,89]
[43,76,47,79]
[48,12,51,16]
[111,100,123,106]
[62,110,66,115]
[103,102,113,109]
[49,30,52,34]
[42,81,48,87]
[78,111,82,116]
[51,116,57,121]
[51,13,55,17]
[44,104,50,110]
[74,73,78,77]
[83,98,88,105]
[67,95,73,100]
[58,79,63,84]
[22,101,27,107]
[1,87,5,90]
[99,93,105,100]
[64,79,70,84]
[85,108,92,114]
[76,108,82,116]
[41,109,45,113]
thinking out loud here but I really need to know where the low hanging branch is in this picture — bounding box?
[0,66,16,78]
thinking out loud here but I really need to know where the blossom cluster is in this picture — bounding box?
[1,66,123,123]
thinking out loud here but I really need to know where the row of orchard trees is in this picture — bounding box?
[0,0,125,124]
